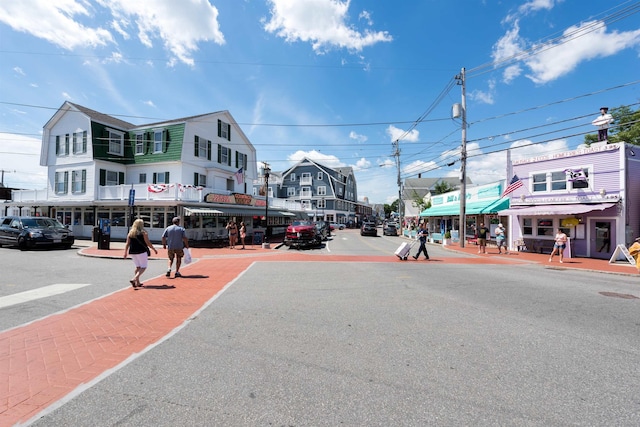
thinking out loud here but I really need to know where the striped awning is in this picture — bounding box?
[183,207,224,216]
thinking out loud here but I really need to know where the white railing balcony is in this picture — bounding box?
[300,177,312,185]
[11,188,49,202]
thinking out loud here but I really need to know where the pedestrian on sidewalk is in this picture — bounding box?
[495,223,508,254]
[549,228,568,263]
[123,219,157,288]
[162,217,189,278]
[226,220,238,249]
[412,223,430,260]
[239,221,246,249]
[477,222,489,254]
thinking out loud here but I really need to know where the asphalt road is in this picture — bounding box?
[2,232,639,426]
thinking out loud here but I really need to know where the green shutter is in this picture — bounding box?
[81,169,86,193]
[166,171,170,183]
[194,172,199,186]
[194,135,199,157]
[152,173,157,184]
[119,172,125,185]
[207,140,211,160]
[217,119,221,138]
[82,131,87,153]
[99,169,106,186]
[65,134,69,154]
[217,144,221,163]
[227,123,231,141]
[235,151,238,168]
[55,136,60,155]
[228,150,231,166]
[163,130,168,153]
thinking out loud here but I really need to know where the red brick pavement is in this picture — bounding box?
[1,240,637,426]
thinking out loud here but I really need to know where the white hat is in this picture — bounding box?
[498,223,503,227]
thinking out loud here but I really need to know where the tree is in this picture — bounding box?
[585,105,640,146]
[433,181,457,195]
[410,190,431,213]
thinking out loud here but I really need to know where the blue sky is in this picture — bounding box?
[1,0,639,204]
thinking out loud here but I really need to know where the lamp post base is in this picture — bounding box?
[262,242,270,249]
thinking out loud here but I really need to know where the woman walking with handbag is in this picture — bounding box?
[123,219,158,288]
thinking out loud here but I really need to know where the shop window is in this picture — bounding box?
[523,218,533,235]
[536,218,554,236]
[532,173,547,192]
[84,210,95,226]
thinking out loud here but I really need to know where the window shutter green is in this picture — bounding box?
[217,119,221,138]
[55,136,60,155]
[217,144,221,163]
[166,171,170,183]
[194,135,199,157]
[235,151,238,168]
[65,134,70,154]
[119,172,125,185]
[207,140,211,160]
[83,131,87,153]
[81,169,86,193]
[194,172,199,186]
[153,173,157,184]
[226,123,231,141]
[99,169,106,186]
[163,130,168,153]
[228,151,231,166]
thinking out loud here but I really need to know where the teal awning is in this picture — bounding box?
[420,197,509,217]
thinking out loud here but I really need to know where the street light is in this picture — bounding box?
[263,163,271,245]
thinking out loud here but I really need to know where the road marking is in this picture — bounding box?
[0,283,91,309]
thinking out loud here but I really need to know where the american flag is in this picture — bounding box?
[501,175,523,197]
[234,167,244,184]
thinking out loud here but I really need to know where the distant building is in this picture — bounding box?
[403,176,473,218]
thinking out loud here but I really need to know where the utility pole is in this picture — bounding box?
[393,139,403,233]
[0,169,15,187]
[456,68,468,248]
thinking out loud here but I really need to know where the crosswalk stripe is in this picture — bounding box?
[0,283,91,309]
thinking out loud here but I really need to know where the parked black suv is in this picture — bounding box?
[0,216,75,250]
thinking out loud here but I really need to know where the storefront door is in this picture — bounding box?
[591,220,613,259]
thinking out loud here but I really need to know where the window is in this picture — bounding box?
[139,173,147,184]
[523,218,533,235]
[218,144,231,165]
[108,130,124,156]
[135,133,145,155]
[301,173,312,185]
[106,170,119,186]
[153,130,163,153]
[218,119,231,140]
[235,151,247,168]
[317,186,327,195]
[54,171,68,194]
[550,171,566,191]
[71,169,86,194]
[56,135,69,156]
[301,187,312,198]
[72,131,86,154]
[195,135,211,159]
[317,172,323,181]
[287,187,296,196]
[532,173,547,192]
[317,199,326,208]
[154,172,169,184]
[290,173,296,182]
[537,219,553,236]
[195,173,206,186]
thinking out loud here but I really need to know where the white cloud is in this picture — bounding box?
[0,0,114,50]
[349,130,367,143]
[469,79,496,104]
[287,149,343,168]
[524,21,640,84]
[62,92,72,100]
[143,100,156,108]
[97,0,225,66]
[386,125,419,142]
[13,67,25,76]
[0,0,225,67]
[263,0,392,54]
[353,157,371,171]
[492,22,525,83]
